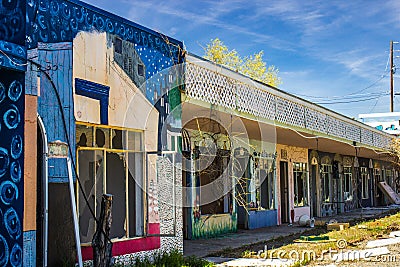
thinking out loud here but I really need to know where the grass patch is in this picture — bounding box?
[114,250,214,267]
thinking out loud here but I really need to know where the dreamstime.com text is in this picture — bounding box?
[253,242,399,263]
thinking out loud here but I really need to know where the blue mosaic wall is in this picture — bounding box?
[0,0,26,46]
[0,69,25,267]
[0,0,26,266]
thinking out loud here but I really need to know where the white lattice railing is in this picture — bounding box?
[184,55,393,150]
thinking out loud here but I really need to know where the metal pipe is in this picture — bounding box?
[67,157,83,267]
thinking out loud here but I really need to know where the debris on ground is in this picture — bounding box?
[327,223,350,231]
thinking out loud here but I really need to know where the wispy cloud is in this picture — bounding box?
[123,0,295,51]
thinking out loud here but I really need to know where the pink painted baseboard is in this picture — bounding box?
[81,223,161,261]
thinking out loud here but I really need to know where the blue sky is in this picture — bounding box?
[85,0,400,118]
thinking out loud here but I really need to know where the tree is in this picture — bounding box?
[204,38,281,87]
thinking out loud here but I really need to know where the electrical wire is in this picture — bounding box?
[369,97,380,113]
[293,51,391,101]
[0,49,29,66]
[316,93,389,105]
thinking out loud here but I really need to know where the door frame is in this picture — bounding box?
[310,164,318,218]
[37,115,49,267]
[280,161,289,224]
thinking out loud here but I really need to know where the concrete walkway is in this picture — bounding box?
[184,205,400,259]
[184,224,312,258]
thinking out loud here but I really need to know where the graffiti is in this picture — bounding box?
[0,148,9,178]
[7,81,22,102]
[0,0,26,45]
[0,234,9,266]
[4,208,21,240]
[0,41,26,71]
[3,105,20,130]
[9,243,22,267]
[0,82,6,103]
[0,181,18,205]
[10,135,22,160]
[0,70,24,267]
[192,214,237,239]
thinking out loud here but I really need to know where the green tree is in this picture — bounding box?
[204,38,281,87]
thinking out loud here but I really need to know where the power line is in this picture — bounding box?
[293,51,391,101]
[316,93,389,105]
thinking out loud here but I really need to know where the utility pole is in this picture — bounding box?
[390,40,394,112]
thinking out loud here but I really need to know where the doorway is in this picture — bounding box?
[280,161,289,223]
[236,156,250,229]
[311,165,318,217]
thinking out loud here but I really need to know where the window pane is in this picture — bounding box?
[106,151,127,238]
[128,152,144,237]
[343,166,352,201]
[76,124,93,147]
[111,129,125,150]
[78,150,104,243]
[95,127,110,148]
[361,167,368,199]
[128,131,142,151]
[294,162,308,207]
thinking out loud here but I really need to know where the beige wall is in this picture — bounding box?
[72,31,158,151]
[24,95,38,231]
[276,144,310,225]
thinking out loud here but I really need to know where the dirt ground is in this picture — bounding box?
[209,211,400,266]
[208,226,329,258]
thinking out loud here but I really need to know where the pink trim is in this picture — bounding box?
[81,223,161,261]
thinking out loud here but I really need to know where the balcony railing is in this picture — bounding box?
[184,54,393,150]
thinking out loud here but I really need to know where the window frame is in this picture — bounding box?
[293,162,309,207]
[343,166,352,201]
[361,167,369,199]
[321,164,332,203]
[253,157,275,210]
[374,168,381,197]
[76,122,146,244]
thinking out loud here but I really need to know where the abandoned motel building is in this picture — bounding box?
[1,0,400,266]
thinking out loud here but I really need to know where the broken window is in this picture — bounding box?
[343,166,352,201]
[293,162,308,207]
[76,123,144,243]
[361,167,369,199]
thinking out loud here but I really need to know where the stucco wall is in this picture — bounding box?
[73,31,159,151]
